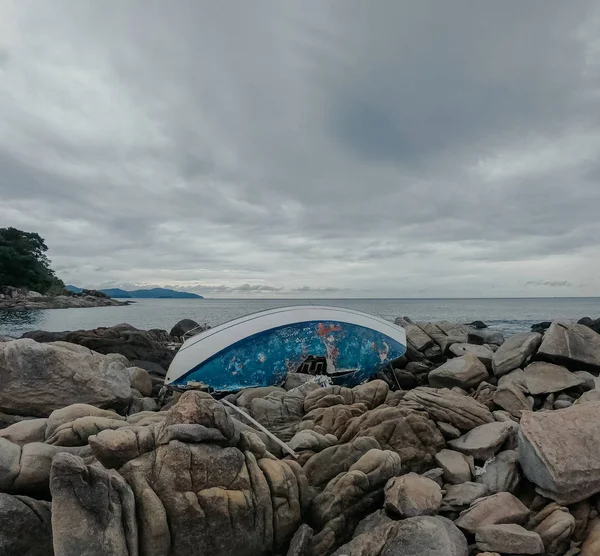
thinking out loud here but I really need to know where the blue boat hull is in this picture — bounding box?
[170,320,406,391]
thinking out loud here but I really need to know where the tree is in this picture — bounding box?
[0,227,64,293]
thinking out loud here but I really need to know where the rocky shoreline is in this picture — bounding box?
[0,285,131,311]
[1,316,600,555]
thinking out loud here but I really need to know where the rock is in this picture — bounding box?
[0,493,53,556]
[331,516,468,556]
[492,410,518,423]
[471,382,497,410]
[531,321,552,334]
[536,321,600,373]
[576,389,600,404]
[553,399,572,409]
[428,354,489,389]
[50,453,137,556]
[449,344,494,369]
[0,339,131,417]
[421,467,445,486]
[571,499,591,543]
[384,472,442,517]
[396,319,435,352]
[46,415,130,446]
[475,450,521,494]
[582,518,600,555]
[492,332,542,377]
[435,449,473,484]
[518,402,600,503]
[284,373,314,390]
[127,366,153,397]
[288,430,336,452]
[236,386,287,409]
[0,437,87,494]
[523,361,584,395]
[441,482,489,512]
[391,368,419,389]
[287,524,314,556]
[466,320,488,329]
[468,328,505,346]
[493,384,531,418]
[309,449,402,555]
[476,524,544,554]
[45,404,125,439]
[0,418,48,445]
[169,318,207,338]
[301,402,368,439]
[455,492,530,534]
[437,421,462,440]
[403,387,494,431]
[352,509,393,538]
[531,505,575,556]
[573,370,596,391]
[448,421,517,461]
[498,368,527,389]
[338,405,445,473]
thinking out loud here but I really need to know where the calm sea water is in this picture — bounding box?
[1,297,600,339]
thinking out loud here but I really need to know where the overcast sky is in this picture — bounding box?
[1,1,600,298]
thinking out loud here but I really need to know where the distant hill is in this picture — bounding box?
[66,285,203,299]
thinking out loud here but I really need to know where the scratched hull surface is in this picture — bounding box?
[166,306,407,391]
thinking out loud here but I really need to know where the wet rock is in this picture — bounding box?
[455,492,530,534]
[338,405,444,473]
[448,421,518,462]
[384,472,442,517]
[308,449,401,555]
[518,402,600,503]
[492,332,542,377]
[493,383,530,418]
[441,482,489,512]
[449,344,494,369]
[0,493,53,556]
[536,321,600,373]
[523,361,584,395]
[0,339,131,417]
[428,354,489,389]
[475,450,521,494]
[435,449,473,484]
[331,516,468,556]
[304,437,381,488]
[403,387,494,431]
[466,320,488,329]
[476,524,544,554]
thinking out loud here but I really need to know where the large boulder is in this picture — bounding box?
[0,339,132,417]
[492,332,542,377]
[523,361,584,395]
[331,516,468,556]
[338,405,445,473]
[475,524,544,555]
[518,402,600,503]
[428,354,489,389]
[24,324,179,368]
[384,472,442,517]
[455,492,530,534]
[536,321,600,373]
[403,387,494,431]
[0,493,53,556]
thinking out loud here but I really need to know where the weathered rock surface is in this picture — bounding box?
[530,504,575,556]
[582,518,600,555]
[449,343,494,369]
[0,339,131,417]
[428,354,489,389]
[518,401,600,503]
[536,321,600,373]
[448,421,517,461]
[441,482,489,511]
[0,493,53,556]
[403,387,494,431]
[455,492,530,534]
[475,449,521,494]
[384,472,442,517]
[524,361,584,395]
[493,384,531,418]
[331,516,468,556]
[475,523,544,554]
[492,332,542,377]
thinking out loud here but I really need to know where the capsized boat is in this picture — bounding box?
[165,305,407,392]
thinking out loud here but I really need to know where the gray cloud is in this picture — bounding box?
[1,1,600,297]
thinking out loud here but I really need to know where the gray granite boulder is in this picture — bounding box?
[428,354,489,389]
[523,361,584,395]
[448,421,518,461]
[492,332,542,377]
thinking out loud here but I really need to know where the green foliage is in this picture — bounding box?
[0,227,64,294]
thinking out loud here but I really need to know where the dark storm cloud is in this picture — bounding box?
[1,0,599,297]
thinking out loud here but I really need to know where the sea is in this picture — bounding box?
[1,297,600,339]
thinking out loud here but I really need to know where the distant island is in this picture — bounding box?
[66,286,204,299]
